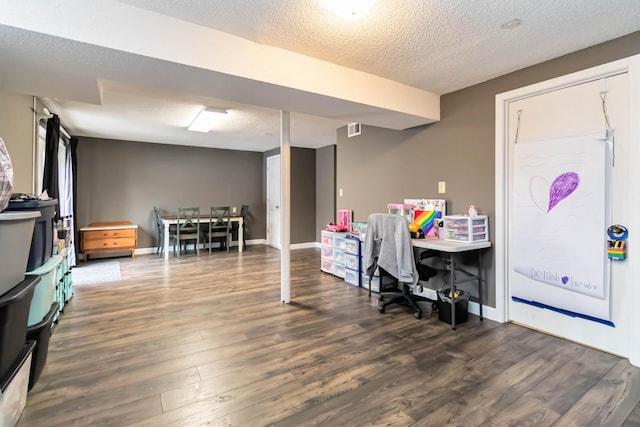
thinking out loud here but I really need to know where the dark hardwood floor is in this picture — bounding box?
[19,246,640,426]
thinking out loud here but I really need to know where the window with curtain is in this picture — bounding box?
[37,118,77,266]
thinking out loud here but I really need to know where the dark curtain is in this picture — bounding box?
[43,114,60,219]
[70,137,79,263]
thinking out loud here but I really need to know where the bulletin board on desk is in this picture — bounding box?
[403,199,446,237]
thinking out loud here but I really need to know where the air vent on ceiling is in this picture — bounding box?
[347,122,361,138]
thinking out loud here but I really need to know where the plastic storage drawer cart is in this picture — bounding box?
[443,215,489,243]
[344,234,361,287]
[332,233,346,278]
[320,230,348,279]
[320,230,334,274]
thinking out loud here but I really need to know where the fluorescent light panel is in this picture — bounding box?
[188,107,227,132]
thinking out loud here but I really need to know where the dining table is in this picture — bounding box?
[160,214,244,259]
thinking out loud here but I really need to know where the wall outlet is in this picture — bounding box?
[438,181,446,194]
[232,206,237,214]
[339,188,344,197]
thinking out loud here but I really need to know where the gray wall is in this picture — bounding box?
[337,31,640,308]
[76,137,265,249]
[315,144,335,241]
[291,147,316,243]
[263,146,318,244]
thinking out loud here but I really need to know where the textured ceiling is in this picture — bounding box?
[1,0,639,152]
[116,0,640,94]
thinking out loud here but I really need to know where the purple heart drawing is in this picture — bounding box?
[530,172,579,213]
[548,172,579,211]
[562,276,569,285]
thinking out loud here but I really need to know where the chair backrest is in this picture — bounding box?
[363,213,418,285]
[153,206,162,228]
[210,206,230,231]
[152,206,163,239]
[177,207,200,234]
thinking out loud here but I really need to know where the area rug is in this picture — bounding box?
[72,260,121,286]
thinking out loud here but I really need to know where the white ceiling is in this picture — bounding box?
[1,0,639,152]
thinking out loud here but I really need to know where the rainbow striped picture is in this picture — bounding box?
[413,210,442,236]
[404,199,446,237]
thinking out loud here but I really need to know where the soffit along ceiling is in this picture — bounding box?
[0,0,639,152]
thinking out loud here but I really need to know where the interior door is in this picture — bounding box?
[266,154,281,249]
[505,73,630,356]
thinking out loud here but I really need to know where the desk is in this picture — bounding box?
[412,238,491,329]
[161,215,243,259]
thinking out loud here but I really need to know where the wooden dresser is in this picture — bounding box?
[80,221,138,261]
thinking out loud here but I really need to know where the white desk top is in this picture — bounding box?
[412,238,491,253]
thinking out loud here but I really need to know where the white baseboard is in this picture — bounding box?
[468,301,501,323]
[291,242,319,249]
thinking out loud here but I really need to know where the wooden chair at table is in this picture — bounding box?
[169,207,201,257]
[152,206,166,255]
[204,206,231,253]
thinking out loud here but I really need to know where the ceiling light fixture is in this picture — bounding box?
[322,0,376,20]
[501,18,522,29]
[188,107,227,132]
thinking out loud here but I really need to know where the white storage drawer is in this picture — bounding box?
[333,249,345,266]
[321,257,333,274]
[345,268,360,287]
[321,244,334,259]
[344,253,359,270]
[334,263,345,278]
[321,230,334,246]
[361,273,378,293]
[443,215,489,242]
[345,237,359,255]
[333,233,347,251]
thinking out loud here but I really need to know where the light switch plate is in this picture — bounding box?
[438,181,446,194]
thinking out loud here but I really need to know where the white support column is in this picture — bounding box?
[280,110,291,303]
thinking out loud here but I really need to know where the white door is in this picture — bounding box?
[267,154,281,249]
[502,72,631,357]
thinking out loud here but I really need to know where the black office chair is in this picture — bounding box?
[363,213,428,319]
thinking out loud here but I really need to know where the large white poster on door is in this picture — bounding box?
[512,132,611,321]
